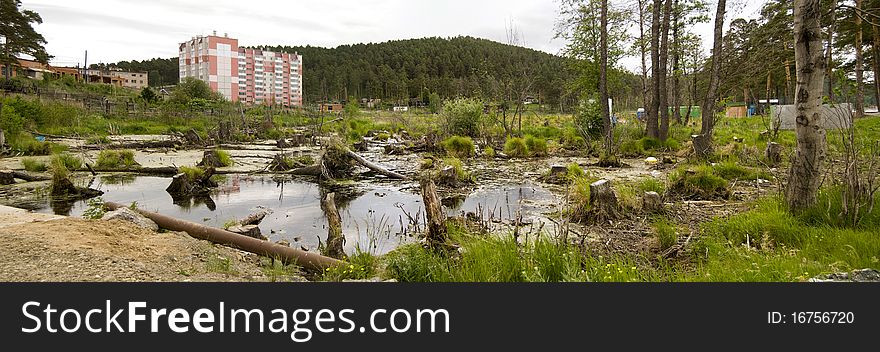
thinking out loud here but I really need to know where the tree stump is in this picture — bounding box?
[184,129,202,145]
[197,150,222,168]
[166,173,193,194]
[642,191,664,213]
[588,179,619,222]
[321,193,346,260]
[692,134,713,159]
[0,170,14,185]
[765,142,782,167]
[420,177,447,249]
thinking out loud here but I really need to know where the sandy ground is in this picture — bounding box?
[0,205,305,282]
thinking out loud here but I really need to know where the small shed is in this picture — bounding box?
[320,103,343,113]
[725,102,748,118]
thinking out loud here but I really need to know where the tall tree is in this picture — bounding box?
[658,0,674,141]
[647,0,662,139]
[0,0,50,79]
[599,0,613,160]
[671,0,682,125]
[787,0,827,212]
[855,0,865,118]
[694,0,726,157]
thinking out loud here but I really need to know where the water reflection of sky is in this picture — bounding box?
[37,175,555,255]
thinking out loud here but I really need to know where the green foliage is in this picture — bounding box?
[95,150,138,169]
[524,135,548,157]
[503,137,528,158]
[322,247,379,281]
[86,135,111,145]
[560,127,587,150]
[566,162,585,180]
[482,146,496,158]
[170,77,222,104]
[620,137,681,157]
[442,135,475,159]
[205,254,236,275]
[82,197,106,220]
[441,157,471,182]
[668,166,730,200]
[428,92,442,114]
[215,149,233,167]
[49,154,69,186]
[635,177,666,194]
[574,98,603,139]
[344,98,361,117]
[442,98,483,137]
[21,158,47,172]
[179,166,205,180]
[140,87,158,103]
[712,161,772,181]
[0,0,50,67]
[653,218,679,250]
[55,153,83,171]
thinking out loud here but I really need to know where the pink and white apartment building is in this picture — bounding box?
[179,34,303,106]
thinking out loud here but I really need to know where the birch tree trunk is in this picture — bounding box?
[647,0,662,139]
[658,0,673,141]
[786,0,827,212]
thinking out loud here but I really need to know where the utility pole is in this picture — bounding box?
[83,50,88,83]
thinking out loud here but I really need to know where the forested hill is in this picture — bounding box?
[261,36,573,105]
[97,36,574,105]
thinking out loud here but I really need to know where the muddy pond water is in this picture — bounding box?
[37,174,558,255]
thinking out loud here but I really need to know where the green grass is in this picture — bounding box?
[206,253,237,275]
[384,224,648,282]
[21,158,47,172]
[483,146,496,158]
[503,137,528,158]
[322,247,379,281]
[712,160,772,181]
[668,165,730,200]
[215,149,233,167]
[179,166,205,180]
[442,135,475,159]
[524,135,548,157]
[55,153,83,171]
[653,218,679,250]
[95,150,138,169]
[441,157,471,183]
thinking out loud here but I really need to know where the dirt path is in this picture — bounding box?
[0,206,305,282]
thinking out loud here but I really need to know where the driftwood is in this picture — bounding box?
[82,140,180,150]
[240,206,272,226]
[227,224,267,240]
[420,177,447,249]
[320,193,346,260]
[588,179,619,222]
[345,149,407,179]
[11,171,51,182]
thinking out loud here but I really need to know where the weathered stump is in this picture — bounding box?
[692,134,713,159]
[0,170,14,185]
[588,179,619,222]
[642,191,664,213]
[550,164,567,175]
[166,173,192,194]
[184,129,202,145]
[197,150,223,168]
[420,177,447,249]
[765,142,782,167]
[320,193,346,260]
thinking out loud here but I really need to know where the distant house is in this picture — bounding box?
[320,103,343,113]
[393,106,409,112]
[87,68,149,90]
[725,102,749,118]
[0,58,54,80]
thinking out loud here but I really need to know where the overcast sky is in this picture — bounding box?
[22,0,766,72]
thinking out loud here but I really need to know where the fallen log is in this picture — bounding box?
[240,206,272,226]
[11,170,51,182]
[345,149,407,180]
[0,170,14,185]
[105,202,341,272]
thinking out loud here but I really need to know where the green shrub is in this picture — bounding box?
[86,135,111,145]
[504,137,528,158]
[95,150,138,169]
[525,135,548,157]
[668,166,730,200]
[22,158,48,172]
[566,162,585,180]
[712,161,772,181]
[179,166,205,180]
[442,136,475,158]
[50,155,69,187]
[441,157,471,182]
[443,98,483,137]
[483,146,496,158]
[636,177,666,194]
[653,218,679,250]
[560,127,587,150]
[375,132,390,142]
[56,153,83,171]
[216,149,233,167]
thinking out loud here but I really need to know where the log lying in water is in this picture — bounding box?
[105,202,342,272]
[344,149,407,180]
[12,171,51,182]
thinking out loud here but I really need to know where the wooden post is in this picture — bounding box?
[321,192,346,260]
[420,177,447,249]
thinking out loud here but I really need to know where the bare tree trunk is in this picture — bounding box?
[825,10,836,103]
[671,0,682,125]
[873,24,880,110]
[855,0,865,118]
[695,0,726,157]
[420,177,447,249]
[647,0,662,139]
[321,192,346,260]
[658,0,673,141]
[638,0,650,110]
[787,0,827,212]
[599,0,612,158]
